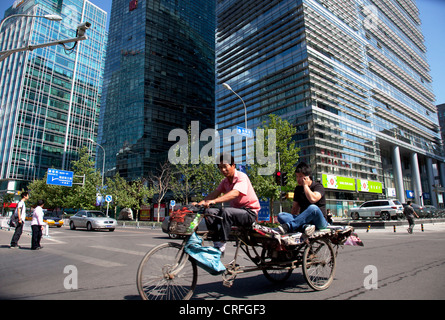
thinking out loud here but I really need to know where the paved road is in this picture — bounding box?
[1,222,444,301]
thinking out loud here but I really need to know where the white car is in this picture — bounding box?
[69,210,117,231]
[349,199,403,220]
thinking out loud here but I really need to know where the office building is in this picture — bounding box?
[216,0,444,214]
[0,0,107,194]
[98,0,215,180]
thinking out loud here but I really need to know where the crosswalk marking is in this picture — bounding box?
[89,245,147,256]
[56,251,126,268]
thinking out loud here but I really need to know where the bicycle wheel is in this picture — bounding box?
[260,247,293,283]
[302,238,336,291]
[137,242,198,300]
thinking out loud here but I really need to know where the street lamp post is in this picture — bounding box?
[222,83,248,130]
[0,14,62,33]
[88,139,105,188]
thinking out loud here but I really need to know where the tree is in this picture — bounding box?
[28,147,102,211]
[1,193,14,215]
[248,114,300,215]
[128,178,155,220]
[27,176,66,209]
[105,173,136,211]
[149,160,172,222]
[63,146,102,210]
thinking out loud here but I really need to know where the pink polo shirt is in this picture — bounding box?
[216,170,261,214]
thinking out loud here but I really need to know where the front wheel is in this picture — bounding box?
[137,242,198,300]
[302,238,336,291]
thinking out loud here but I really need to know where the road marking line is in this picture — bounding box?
[59,252,126,267]
[89,245,147,256]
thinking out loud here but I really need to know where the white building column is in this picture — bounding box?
[426,157,438,207]
[392,146,405,203]
[410,152,423,205]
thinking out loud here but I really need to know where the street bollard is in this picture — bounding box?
[421,224,424,232]
[393,225,396,232]
[367,225,371,232]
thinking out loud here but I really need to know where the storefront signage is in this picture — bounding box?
[357,179,382,193]
[322,174,356,191]
[322,175,382,194]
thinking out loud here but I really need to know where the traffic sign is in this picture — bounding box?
[46,169,73,187]
[258,199,270,222]
[105,195,113,203]
[170,200,176,207]
[236,126,253,138]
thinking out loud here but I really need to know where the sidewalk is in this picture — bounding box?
[331,217,445,229]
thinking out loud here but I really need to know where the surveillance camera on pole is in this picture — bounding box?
[76,22,91,37]
[0,20,92,62]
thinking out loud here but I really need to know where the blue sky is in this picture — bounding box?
[1,0,444,104]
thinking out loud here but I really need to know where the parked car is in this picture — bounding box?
[402,203,425,218]
[349,199,403,220]
[69,210,117,231]
[424,205,438,218]
[161,215,208,238]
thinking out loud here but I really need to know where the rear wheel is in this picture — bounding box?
[302,238,336,291]
[381,212,391,220]
[260,247,293,283]
[351,212,360,220]
[69,221,76,230]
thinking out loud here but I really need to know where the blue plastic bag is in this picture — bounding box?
[184,233,226,275]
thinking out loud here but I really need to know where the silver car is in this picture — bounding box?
[69,210,117,231]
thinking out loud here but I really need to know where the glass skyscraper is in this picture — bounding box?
[98,0,215,180]
[216,0,444,213]
[0,0,107,193]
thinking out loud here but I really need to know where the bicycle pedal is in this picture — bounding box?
[223,279,234,288]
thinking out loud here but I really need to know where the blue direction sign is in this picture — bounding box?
[236,126,253,138]
[46,169,74,187]
[105,195,113,203]
[258,199,270,222]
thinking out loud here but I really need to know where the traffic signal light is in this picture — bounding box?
[275,171,288,186]
[275,171,282,185]
[280,191,287,201]
[281,172,288,186]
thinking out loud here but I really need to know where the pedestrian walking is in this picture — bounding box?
[10,192,29,248]
[326,208,333,224]
[31,199,45,250]
[404,201,419,234]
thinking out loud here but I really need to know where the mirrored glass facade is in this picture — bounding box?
[98,0,215,180]
[216,0,445,210]
[0,0,107,185]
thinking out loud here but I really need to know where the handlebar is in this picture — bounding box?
[193,204,223,220]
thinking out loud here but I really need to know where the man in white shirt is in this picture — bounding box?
[10,192,29,249]
[31,199,45,250]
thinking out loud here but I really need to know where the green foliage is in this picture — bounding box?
[247,114,300,213]
[27,146,154,213]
